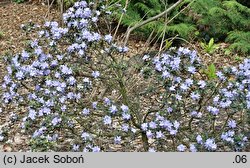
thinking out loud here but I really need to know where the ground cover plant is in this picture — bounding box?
[0,0,249,152]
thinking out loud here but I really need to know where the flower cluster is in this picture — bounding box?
[139,47,249,151]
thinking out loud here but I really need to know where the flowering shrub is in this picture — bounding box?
[1,1,249,152]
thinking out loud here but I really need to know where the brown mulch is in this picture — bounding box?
[0,1,60,56]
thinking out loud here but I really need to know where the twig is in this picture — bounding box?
[123,0,184,46]
[45,0,56,19]
[159,1,169,53]
[166,0,195,25]
[113,0,129,39]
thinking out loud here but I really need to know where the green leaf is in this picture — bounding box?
[208,38,214,48]
[165,40,173,50]
[205,64,217,80]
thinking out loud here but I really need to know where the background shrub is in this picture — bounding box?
[115,0,250,54]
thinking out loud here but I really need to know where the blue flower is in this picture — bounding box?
[148,148,156,152]
[67,76,76,85]
[196,135,203,144]
[221,132,234,143]
[207,106,219,115]
[149,121,157,129]
[103,97,111,106]
[72,144,80,151]
[204,138,217,151]
[146,130,154,138]
[187,66,196,74]
[197,80,206,88]
[121,124,129,132]
[142,55,150,61]
[34,47,43,56]
[156,131,164,139]
[21,50,30,60]
[122,113,131,120]
[92,71,100,78]
[109,105,118,114]
[189,144,197,152]
[51,117,61,126]
[15,71,24,80]
[177,144,186,152]
[175,94,182,100]
[120,104,129,112]
[180,83,189,91]
[141,123,148,131]
[114,136,121,144]
[104,34,112,43]
[82,108,90,115]
[92,102,98,109]
[60,65,72,75]
[83,8,92,18]
[51,60,58,67]
[81,132,92,141]
[28,109,36,120]
[228,119,236,128]
[92,146,100,152]
[185,78,193,87]
[162,70,171,79]
[103,115,112,125]
[0,135,4,141]
[216,71,226,80]
[190,92,200,100]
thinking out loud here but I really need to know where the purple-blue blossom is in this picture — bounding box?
[114,136,121,144]
[60,65,72,75]
[141,123,148,131]
[228,119,237,128]
[82,108,90,115]
[92,71,100,78]
[197,80,206,88]
[104,34,112,43]
[121,104,129,112]
[207,106,219,115]
[51,117,61,126]
[204,138,217,151]
[190,92,200,100]
[92,146,100,152]
[196,135,203,144]
[146,130,154,138]
[103,115,112,125]
[109,105,118,114]
[72,144,80,151]
[156,131,164,139]
[177,144,186,152]
[187,66,196,74]
[190,144,197,152]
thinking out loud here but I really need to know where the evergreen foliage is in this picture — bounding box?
[118,0,192,39]
[192,0,250,54]
[117,0,250,54]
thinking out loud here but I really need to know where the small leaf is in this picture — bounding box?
[165,40,172,50]
[195,31,200,36]
[205,64,217,80]
[208,38,214,48]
